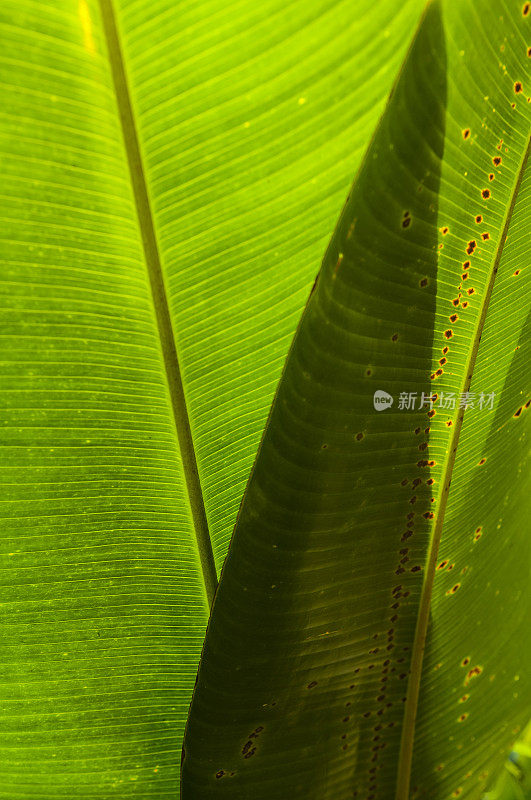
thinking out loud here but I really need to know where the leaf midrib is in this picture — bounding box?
[395,132,531,800]
[98,0,218,606]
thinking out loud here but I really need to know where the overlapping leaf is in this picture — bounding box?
[182,2,531,798]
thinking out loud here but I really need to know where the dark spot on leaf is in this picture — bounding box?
[466,240,476,254]
[356,432,364,441]
[442,346,449,355]
[514,407,522,417]
[450,314,458,323]
[462,301,469,308]
[482,189,491,199]
[462,128,470,139]
[420,278,428,287]
[391,333,399,341]
[216,770,225,779]
[242,739,257,759]
[307,681,318,689]
[467,288,475,295]
[493,156,502,166]
[481,232,490,240]
[475,215,482,223]
[489,173,494,181]
[514,81,523,93]
[466,666,482,681]
[478,458,486,465]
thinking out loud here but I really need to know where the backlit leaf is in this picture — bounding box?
[182,2,531,798]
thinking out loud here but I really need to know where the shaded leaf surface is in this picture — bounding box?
[182,2,531,798]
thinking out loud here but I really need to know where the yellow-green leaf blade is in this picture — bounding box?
[0,0,426,797]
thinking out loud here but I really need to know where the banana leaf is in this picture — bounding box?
[0,0,426,796]
[182,1,531,798]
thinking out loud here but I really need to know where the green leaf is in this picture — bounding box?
[182,2,531,798]
[484,723,531,800]
[0,0,425,796]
